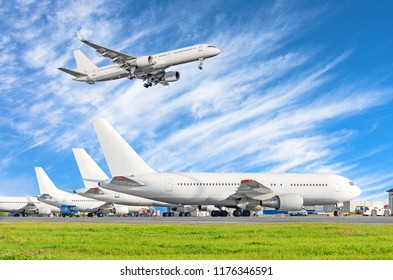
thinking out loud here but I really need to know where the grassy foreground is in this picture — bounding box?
[0,222,392,260]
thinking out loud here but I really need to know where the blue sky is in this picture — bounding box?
[0,0,392,201]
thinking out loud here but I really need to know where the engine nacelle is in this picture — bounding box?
[246,205,262,212]
[162,71,180,82]
[261,194,303,211]
[112,206,129,215]
[135,56,154,67]
[35,207,51,216]
[171,205,197,213]
[198,205,219,212]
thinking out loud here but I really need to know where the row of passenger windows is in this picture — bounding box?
[177,182,240,186]
[0,201,41,204]
[174,47,196,54]
[71,200,96,203]
[175,182,328,187]
[289,183,327,187]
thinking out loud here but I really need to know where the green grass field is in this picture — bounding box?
[0,222,392,260]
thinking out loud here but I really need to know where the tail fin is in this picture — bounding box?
[92,118,156,176]
[34,167,69,195]
[72,148,109,189]
[73,50,97,74]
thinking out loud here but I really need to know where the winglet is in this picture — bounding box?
[76,31,84,42]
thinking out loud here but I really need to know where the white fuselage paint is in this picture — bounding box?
[74,187,174,207]
[38,193,140,213]
[83,44,220,82]
[0,196,59,213]
[100,172,361,207]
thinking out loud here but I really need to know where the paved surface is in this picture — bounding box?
[1,215,393,224]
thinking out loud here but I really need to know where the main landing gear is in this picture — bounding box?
[198,58,204,70]
[210,210,228,217]
[233,209,251,217]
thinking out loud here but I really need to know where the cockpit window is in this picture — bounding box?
[349,182,355,186]
[207,45,216,48]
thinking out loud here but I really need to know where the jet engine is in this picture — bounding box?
[171,205,197,213]
[246,205,262,212]
[261,194,303,211]
[135,56,154,67]
[35,207,52,216]
[162,71,180,82]
[198,205,219,212]
[111,206,129,215]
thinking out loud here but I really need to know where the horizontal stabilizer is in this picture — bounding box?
[58,67,87,77]
[110,176,145,187]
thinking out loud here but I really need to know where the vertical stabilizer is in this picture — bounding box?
[73,50,97,74]
[34,167,69,195]
[72,148,109,189]
[92,118,156,176]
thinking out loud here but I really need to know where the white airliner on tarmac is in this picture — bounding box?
[72,148,179,209]
[0,196,59,216]
[58,32,221,88]
[92,118,362,217]
[35,167,140,217]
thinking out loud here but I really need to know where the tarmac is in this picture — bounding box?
[1,215,393,224]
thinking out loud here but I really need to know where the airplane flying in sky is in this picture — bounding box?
[92,118,362,217]
[35,167,140,217]
[58,32,221,88]
[0,196,59,216]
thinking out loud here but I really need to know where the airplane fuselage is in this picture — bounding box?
[99,172,361,208]
[0,196,59,214]
[74,187,174,207]
[76,44,220,83]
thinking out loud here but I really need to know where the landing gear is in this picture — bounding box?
[87,212,94,217]
[210,210,228,217]
[233,209,251,217]
[179,212,191,217]
[97,212,104,217]
[198,58,204,70]
[143,82,153,88]
[163,212,175,217]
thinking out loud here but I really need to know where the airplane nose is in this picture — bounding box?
[354,185,362,198]
[215,48,221,55]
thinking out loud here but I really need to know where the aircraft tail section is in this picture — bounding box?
[72,148,109,189]
[92,118,156,176]
[73,50,97,74]
[34,167,69,195]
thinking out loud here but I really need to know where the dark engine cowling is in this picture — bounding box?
[111,206,129,215]
[135,56,154,67]
[162,71,180,82]
[261,194,303,211]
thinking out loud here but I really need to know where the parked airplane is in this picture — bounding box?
[58,32,221,88]
[72,148,178,210]
[35,167,139,217]
[0,196,59,216]
[92,118,362,217]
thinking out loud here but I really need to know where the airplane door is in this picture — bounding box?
[334,181,341,192]
[165,179,173,192]
[198,45,202,52]
[115,192,120,199]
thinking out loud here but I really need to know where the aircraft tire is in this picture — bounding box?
[242,210,251,217]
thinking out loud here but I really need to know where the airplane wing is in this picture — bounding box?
[228,179,274,207]
[77,32,136,63]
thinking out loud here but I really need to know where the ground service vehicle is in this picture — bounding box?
[60,205,80,217]
[363,207,391,216]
